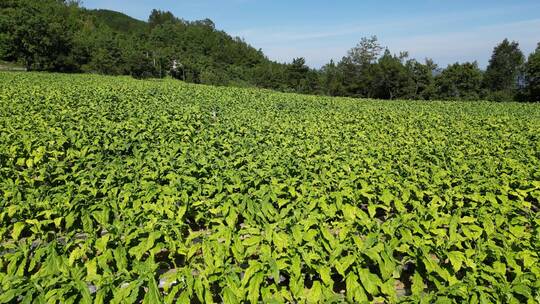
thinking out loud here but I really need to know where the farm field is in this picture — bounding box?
[0,72,539,303]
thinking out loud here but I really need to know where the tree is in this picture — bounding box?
[250,62,288,90]
[338,36,383,98]
[0,0,81,71]
[148,9,178,28]
[483,39,525,101]
[347,36,383,66]
[302,70,322,95]
[86,32,126,75]
[523,43,540,102]
[320,60,345,96]
[287,57,310,92]
[436,62,484,100]
[124,49,157,79]
[193,18,216,30]
[371,49,413,99]
[406,58,438,100]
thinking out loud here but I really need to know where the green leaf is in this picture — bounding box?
[95,235,110,253]
[0,289,17,303]
[346,273,368,302]
[143,278,162,304]
[492,261,506,275]
[194,278,205,303]
[242,262,262,286]
[26,158,34,168]
[243,236,262,247]
[12,222,25,240]
[303,229,318,243]
[86,259,99,281]
[177,204,187,220]
[380,189,393,205]
[380,279,397,299]
[305,281,322,303]
[335,255,355,276]
[248,272,264,304]
[509,225,526,238]
[462,225,483,239]
[319,266,332,286]
[69,246,86,266]
[75,281,93,304]
[367,205,378,218]
[273,232,289,251]
[342,204,357,221]
[411,272,424,296]
[223,287,238,304]
[512,284,531,298]
[358,268,380,296]
[447,251,464,272]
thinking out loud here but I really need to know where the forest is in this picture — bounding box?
[1,0,539,102]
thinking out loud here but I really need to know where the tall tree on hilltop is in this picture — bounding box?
[339,36,384,98]
[148,9,179,28]
[347,36,384,66]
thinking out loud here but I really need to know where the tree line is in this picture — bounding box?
[1,0,539,102]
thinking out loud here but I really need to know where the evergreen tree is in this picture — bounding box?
[288,57,310,92]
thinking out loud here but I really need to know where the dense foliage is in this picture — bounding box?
[523,43,540,102]
[1,72,539,303]
[1,1,540,101]
[483,39,525,102]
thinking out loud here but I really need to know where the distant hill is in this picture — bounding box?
[0,1,311,92]
[84,9,147,33]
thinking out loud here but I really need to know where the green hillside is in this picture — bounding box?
[1,72,539,303]
[2,1,539,101]
[0,1,278,85]
[84,9,147,33]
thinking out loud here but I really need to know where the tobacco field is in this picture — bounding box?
[0,72,539,303]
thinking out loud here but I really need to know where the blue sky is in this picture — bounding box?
[82,0,540,68]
